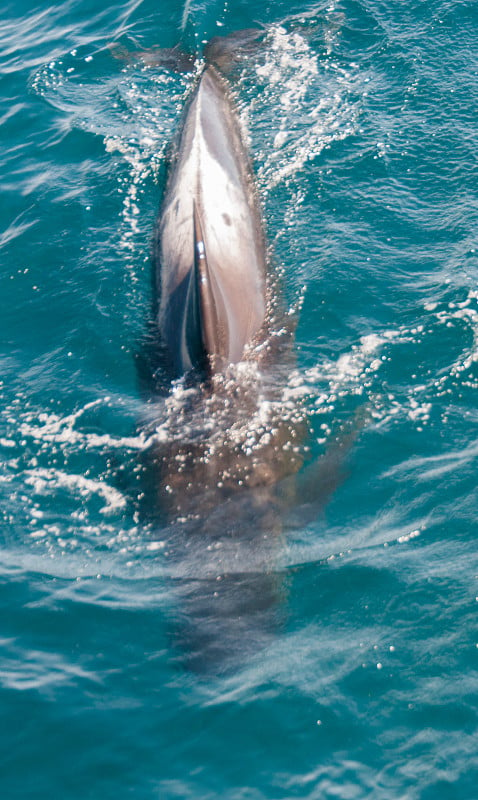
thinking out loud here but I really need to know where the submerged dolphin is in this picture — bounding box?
[154,49,267,376]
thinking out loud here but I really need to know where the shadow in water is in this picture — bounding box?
[156,494,290,676]
[132,350,361,675]
[170,568,288,675]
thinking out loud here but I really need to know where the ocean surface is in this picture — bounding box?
[1,0,477,797]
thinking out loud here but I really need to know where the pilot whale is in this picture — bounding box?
[154,45,268,377]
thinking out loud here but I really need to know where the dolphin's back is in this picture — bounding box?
[156,65,267,376]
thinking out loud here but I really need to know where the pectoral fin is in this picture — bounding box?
[108,42,195,72]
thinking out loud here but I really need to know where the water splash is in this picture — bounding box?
[250,26,362,191]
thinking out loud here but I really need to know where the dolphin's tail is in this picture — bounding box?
[108,28,266,75]
[203,28,266,74]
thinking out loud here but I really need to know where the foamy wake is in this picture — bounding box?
[24,468,126,515]
[31,46,186,296]
[251,25,362,191]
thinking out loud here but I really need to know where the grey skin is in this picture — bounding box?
[155,63,267,377]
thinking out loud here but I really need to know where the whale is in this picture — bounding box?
[153,48,268,377]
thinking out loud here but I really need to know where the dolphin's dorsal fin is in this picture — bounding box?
[192,201,223,372]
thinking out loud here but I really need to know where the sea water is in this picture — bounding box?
[0,1,477,797]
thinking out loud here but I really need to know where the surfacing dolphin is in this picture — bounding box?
[126,31,304,672]
[112,31,354,673]
[153,31,268,377]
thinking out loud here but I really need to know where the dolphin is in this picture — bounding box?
[115,32,356,672]
[154,50,268,377]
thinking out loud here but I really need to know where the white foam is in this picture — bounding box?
[24,468,127,515]
[8,396,154,454]
[252,26,361,191]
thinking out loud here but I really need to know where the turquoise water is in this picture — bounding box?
[1,0,477,797]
